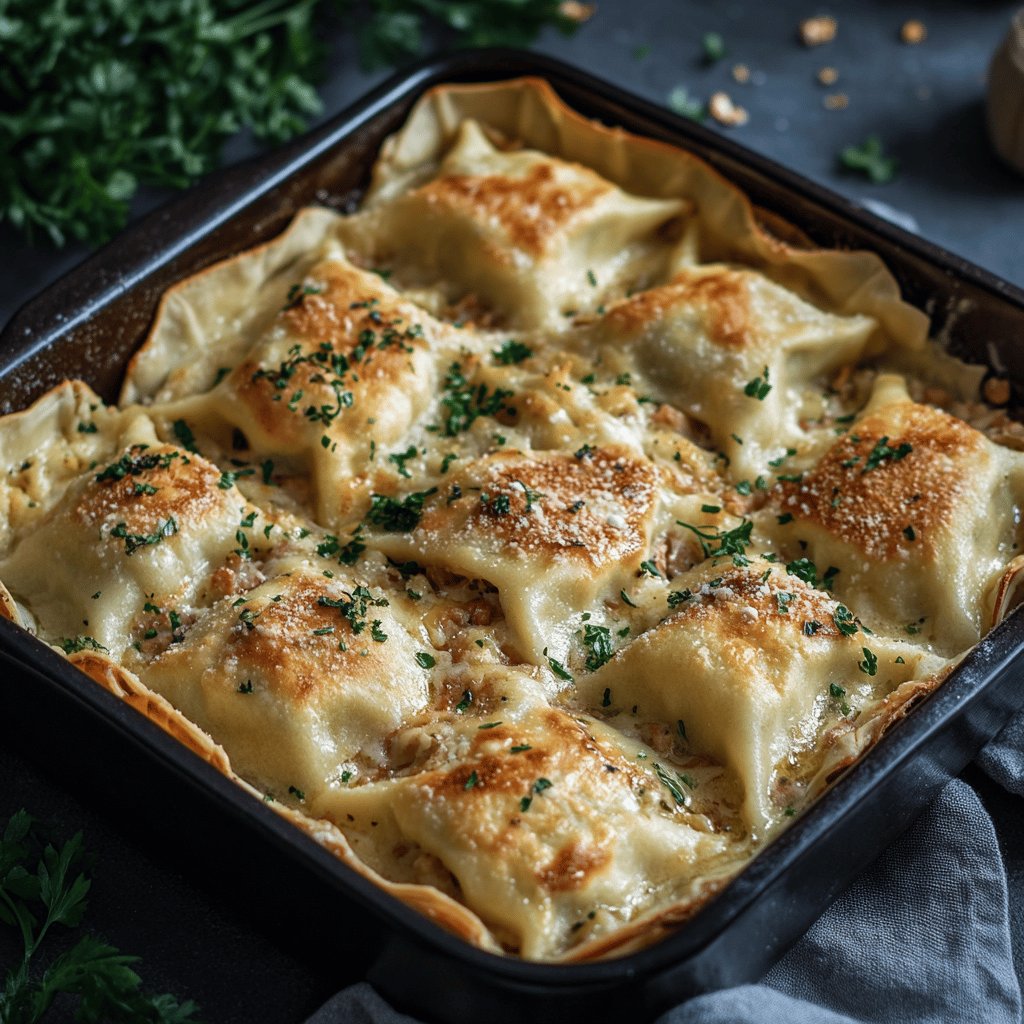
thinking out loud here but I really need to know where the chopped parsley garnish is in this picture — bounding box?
[859,646,878,676]
[833,604,859,636]
[237,680,253,694]
[583,625,614,672]
[903,525,916,542]
[311,626,335,636]
[318,586,389,636]
[95,446,178,483]
[305,381,354,427]
[480,493,511,516]
[171,418,198,453]
[543,647,574,682]
[803,620,823,636]
[639,560,661,578]
[318,528,365,566]
[110,516,177,555]
[775,591,795,615]
[388,445,418,478]
[287,785,305,801]
[701,504,721,514]
[574,444,596,460]
[478,721,503,730]
[654,762,692,806]
[77,421,98,433]
[785,557,819,586]
[510,744,532,753]
[366,488,437,532]
[260,459,276,485]
[440,452,459,474]
[768,448,797,468]
[667,589,693,608]
[282,282,323,310]
[677,518,753,566]
[743,366,772,401]
[59,635,108,654]
[492,339,533,365]
[440,362,514,436]
[776,513,794,525]
[829,682,852,715]
[455,690,473,714]
[677,719,687,740]
[601,686,612,708]
[862,436,912,472]
[464,771,479,791]
[415,652,436,669]
[218,468,254,489]
[620,589,637,608]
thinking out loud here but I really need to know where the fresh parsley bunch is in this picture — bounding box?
[347,0,586,68]
[0,810,201,1023]
[0,0,324,247]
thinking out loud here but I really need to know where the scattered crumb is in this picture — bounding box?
[800,16,837,46]
[817,66,839,86]
[984,377,1011,406]
[900,19,927,44]
[732,63,751,84]
[823,92,849,110]
[709,91,749,127]
[558,0,594,23]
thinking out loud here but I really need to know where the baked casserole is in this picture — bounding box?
[1,78,1022,962]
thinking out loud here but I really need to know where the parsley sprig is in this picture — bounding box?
[0,809,200,1023]
[840,136,899,184]
[677,518,754,566]
[1,0,324,247]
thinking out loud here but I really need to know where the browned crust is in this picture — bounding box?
[605,268,753,348]
[781,401,985,560]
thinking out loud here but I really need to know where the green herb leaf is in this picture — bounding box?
[743,366,772,401]
[676,518,753,566]
[702,31,726,62]
[0,1,324,248]
[492,340,533,365]
[840,136,899,184]
[668,86,706,121]
[366,489,437,532]
[583,625,614,672]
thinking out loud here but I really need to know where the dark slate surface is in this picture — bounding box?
[1,2,1022,1022]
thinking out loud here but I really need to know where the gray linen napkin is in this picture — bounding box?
[306,713,1024,1024]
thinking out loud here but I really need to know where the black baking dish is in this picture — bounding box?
[2,49,1023,1024]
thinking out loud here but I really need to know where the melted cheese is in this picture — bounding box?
[370,445,659,662]
[575,264,876,479]
[772,375,1024,653]
[130,562,433,797]
[340,120,689,329]
[581,558,944,832]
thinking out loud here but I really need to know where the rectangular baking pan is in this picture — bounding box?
[2,49,1023,1024]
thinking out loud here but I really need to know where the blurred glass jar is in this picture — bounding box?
[988,8,1024,174]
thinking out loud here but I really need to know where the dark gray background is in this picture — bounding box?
[1,2,1022,1022]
